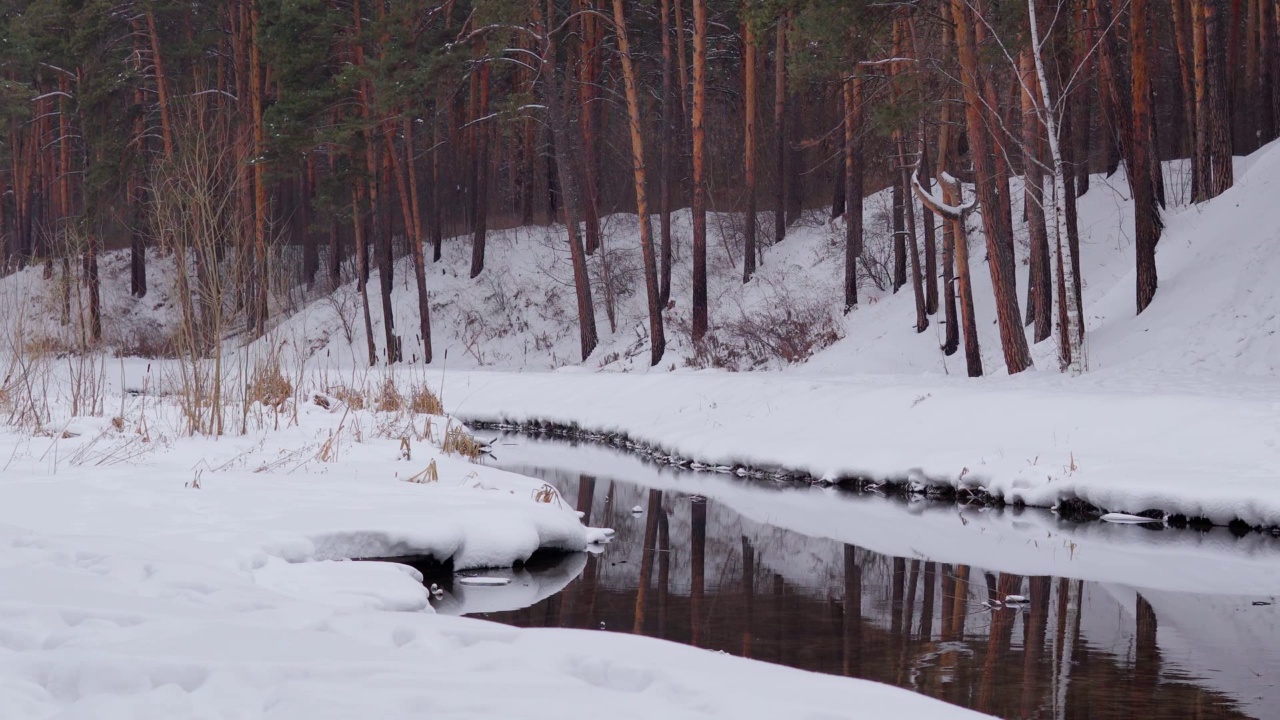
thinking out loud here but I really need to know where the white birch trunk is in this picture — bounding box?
[1028,0,1086,374]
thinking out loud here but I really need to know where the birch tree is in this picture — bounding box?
[1027,0,1086,373]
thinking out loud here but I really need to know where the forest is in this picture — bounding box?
[0,0,1276,375]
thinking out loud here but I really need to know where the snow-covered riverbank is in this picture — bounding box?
[0,383,989,719]
[451,366,1280,528]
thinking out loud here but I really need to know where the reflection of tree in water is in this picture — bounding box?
[484,471,1255,720]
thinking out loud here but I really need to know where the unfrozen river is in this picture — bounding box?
[424,432,1280,720]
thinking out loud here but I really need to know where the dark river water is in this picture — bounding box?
[426,433,1280,720]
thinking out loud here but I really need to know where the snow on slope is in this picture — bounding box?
[7,140,1279,381]
[1086,145,1280,374]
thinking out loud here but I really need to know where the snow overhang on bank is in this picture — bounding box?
[451,370,1280,529]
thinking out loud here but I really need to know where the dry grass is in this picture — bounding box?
[374,378,404,412]
[328,384,367,411]
[1,318,53,431]
[405,459,439,484]
[247,360,293,408]
[409,384,443,415]
[532,483,559,504]
[442,421,482,461]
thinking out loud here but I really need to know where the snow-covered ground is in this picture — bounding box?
[0,369,990,718]
[4,133,1280,717]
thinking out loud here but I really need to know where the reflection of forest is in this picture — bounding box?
[482,473,1255,720]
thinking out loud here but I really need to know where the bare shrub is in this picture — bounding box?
[859,193,896,292]
[710,210,745,267]
[679,285,842,371]
[683,331,744,370]
[150,102,242,435]
[723,302,842,368]
[324,286,360,346]
[115,323,179,359]
[64,352,107,418]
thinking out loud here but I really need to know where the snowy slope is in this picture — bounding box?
[1085,146,1280,374]
[6,141,1280,382]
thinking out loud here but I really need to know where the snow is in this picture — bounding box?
[494,434,1280,598]
[5,117,1280,720]
[450,367,1280,526]
[0,375,987,718]
[1100,512,1158,524]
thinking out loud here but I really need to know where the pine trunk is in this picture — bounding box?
[302,158,318,287]
[405,119,432,362]
[1021,49,1052,342]
[146,11,175,161]
[660,0,674,305]
[843,78,860,313]
[378,142,399,363]
[1173,0,1198,168]
[432,116,444,262]
[894,124,927,332]
[578,0,603,256]
[249,0,269,335]
[1206,0,1236,195]
[540,0,598,361]
[892,166,907,292]
[938,23,961,358]
[1245,0,1261,150]
[353,188,377,365]
[952,0,1033,373]
[918,125,938,315]
[470,62,490,278]
[388,121,432,363]
[742,15,758,284]
[1193,0,1213,199]
[1070,1,1094,196]
[1092,0,1135,179]
[1133,0,1163,313]
[612,0,666,366]
[129,75,147,298]
[774,13,788,245]
[691,0,709,344]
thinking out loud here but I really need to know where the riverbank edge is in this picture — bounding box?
[467,417,1270,537]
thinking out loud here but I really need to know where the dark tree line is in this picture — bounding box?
[1,0,1276,372]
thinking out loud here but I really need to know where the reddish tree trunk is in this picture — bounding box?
[470,62,491,278]
[1021,49,1052,342]
[774,12,788,244]
[612,0,666,365]
[952,0,1032,373]
[1134,0,1163,312]
[249,0,269,335]
[577,0,603,256]
[660,0,675,305]
[691,0,709,343]
[843,78,862,313]
[538,0,598,361]
[742,14,758,284]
